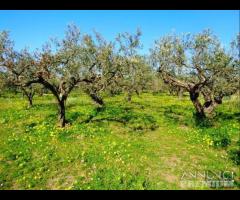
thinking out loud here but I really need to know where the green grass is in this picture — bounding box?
[0,92,239,190]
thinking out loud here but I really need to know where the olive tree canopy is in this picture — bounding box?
[150,30,240,118]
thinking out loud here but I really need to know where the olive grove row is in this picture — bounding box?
[0,25,239,127]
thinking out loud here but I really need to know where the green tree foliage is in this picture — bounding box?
[77,31,117,106]
[0,31,37,106]
[1,27,239,127]
[116,29,147,101]
[0,71,6,96]
[0,25,119,127]
[150,30,240,118]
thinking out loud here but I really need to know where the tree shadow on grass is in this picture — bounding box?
[28,102,57,111]
[80,106,107,124]
[193,114,214,128]
[194,111,240,129]
[66,101,93,110]
[215,112,240,122]
[162,104,214,128]
[80,104,159,132]
[163,105,188,124]
[67,112,85,123]
[80,104,136,124]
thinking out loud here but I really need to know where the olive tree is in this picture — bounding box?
[0,71,6,96]
[1,25,120,127]
[151,30,239,118]
[115,29,145,102]
[0,26,85,127]
[78,31,117,106]
[0,31,37,106]
[24,25,93,127]
[200,35,239,114]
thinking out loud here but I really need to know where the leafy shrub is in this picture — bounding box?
[204,128,231,148]
[212,129,231,147]
[194,115,214,128]
[129,115,158,132]
[228,148,240,165]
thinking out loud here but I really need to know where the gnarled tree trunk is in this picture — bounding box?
[21,86,35,107]
[58,99,66,128]
[201,90,223,116]
[89,92,104,106]
[178,87,183,100]
[27,94,33,107]
[126,91,132,102]
[190,90,205,118]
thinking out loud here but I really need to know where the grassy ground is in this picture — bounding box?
[0,92,239,190]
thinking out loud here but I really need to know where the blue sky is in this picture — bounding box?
[0,10,239,54]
